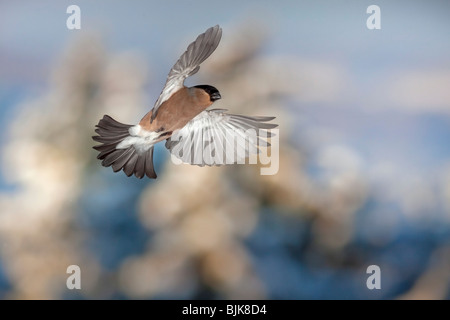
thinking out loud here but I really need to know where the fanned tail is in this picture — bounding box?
[92,115,157,179]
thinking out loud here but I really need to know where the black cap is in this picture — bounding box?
[195,85,221,102]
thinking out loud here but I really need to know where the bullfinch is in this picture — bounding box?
[93,25,277,179]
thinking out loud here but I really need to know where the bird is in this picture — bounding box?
[92,25,277,179]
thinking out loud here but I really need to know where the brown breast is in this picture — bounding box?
[139,87,212,133]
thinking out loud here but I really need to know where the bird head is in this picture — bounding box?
[194,85,221,102]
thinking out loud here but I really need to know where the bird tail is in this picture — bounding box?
[92,115,157,179]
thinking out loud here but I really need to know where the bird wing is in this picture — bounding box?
[165,109,278,166]
[151,25,222,121]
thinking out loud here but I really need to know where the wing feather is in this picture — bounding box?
[165,109,277,166]
[151,25,222,121]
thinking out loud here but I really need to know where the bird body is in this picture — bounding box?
[140,86,216,134]
[93,25,277,179]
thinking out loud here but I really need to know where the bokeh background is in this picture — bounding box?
[1,0,450,299]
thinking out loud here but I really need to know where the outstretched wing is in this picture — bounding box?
[151,25,222,121]
[165,109,278,166]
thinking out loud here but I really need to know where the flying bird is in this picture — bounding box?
[93,25,277,179]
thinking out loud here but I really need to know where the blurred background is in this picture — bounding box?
[1,0,450,299]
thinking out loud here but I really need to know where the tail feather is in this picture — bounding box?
[123,153,139,177]
[102,149,127,167]
[92,134,128,143]
[145,148,157,178]
[92,115,158,179]
[134,153,146,179]
[111,147,134,172]
[94,128,130,138]
[93,141,120,152]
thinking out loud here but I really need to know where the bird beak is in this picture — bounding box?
[211,92,221,101]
